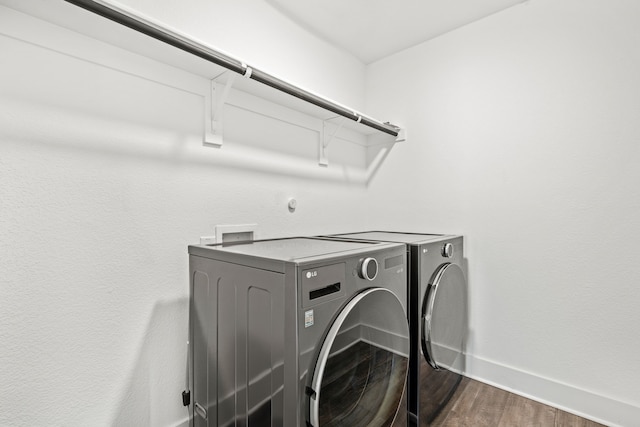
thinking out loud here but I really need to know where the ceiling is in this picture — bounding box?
[267,0,525,64]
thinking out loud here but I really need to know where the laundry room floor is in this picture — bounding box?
[431,377,607,427]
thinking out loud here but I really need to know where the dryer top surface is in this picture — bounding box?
[189,237,399,263]
[329,231,457,245]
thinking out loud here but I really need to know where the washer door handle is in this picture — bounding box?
[195,402,207,420]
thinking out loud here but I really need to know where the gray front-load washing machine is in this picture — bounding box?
[188,237,410,426]
[322,232,467,426]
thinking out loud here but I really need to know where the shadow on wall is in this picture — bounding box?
[1,94,394,186]
[110,297,190,427]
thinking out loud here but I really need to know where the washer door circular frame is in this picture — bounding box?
[308,287,409,427]
[421,263,466,371]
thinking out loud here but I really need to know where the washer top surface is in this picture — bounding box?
[330,231,454,245]
[191,237,393,262]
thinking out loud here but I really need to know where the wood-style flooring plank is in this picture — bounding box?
[555,410,607,427]
[497,392,556,427]
[432,378,512,427]
[466,381,511,426]
[429,377,608,427]
[430,377,478,426]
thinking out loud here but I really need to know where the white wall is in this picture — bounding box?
[4,0,640,426]
[0,1,370,426]
[112,0,366,109]
[366,0,640,425]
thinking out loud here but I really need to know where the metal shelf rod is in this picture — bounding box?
[64,0,400,137]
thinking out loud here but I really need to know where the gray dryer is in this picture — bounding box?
[188,237,411,426]
[322,232,467,427]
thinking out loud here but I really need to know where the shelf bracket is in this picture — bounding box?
[320,117,346,166]
[388,123,406,142]
[204,73,236,147]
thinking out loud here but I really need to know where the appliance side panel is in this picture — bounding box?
[283,264,299,427]
[190,261,218,427]
[247,287,272,425]
[242,264,286,426]
[408,245,421,423]
[190,255,285,427]
[246,281,286,426]
[217,274,237,426]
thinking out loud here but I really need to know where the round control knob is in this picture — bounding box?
[442,243,454,258]
[359,257,379,281]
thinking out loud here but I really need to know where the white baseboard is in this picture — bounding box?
[170,415,190,427]
[465,354,640,427]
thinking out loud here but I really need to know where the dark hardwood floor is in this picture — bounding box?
[430,377,607,427]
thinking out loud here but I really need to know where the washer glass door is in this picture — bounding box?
[421,263,466,371]
[308,288,409,427]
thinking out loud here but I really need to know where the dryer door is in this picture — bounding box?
[421,263,466,371]
[308,288,409,427]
